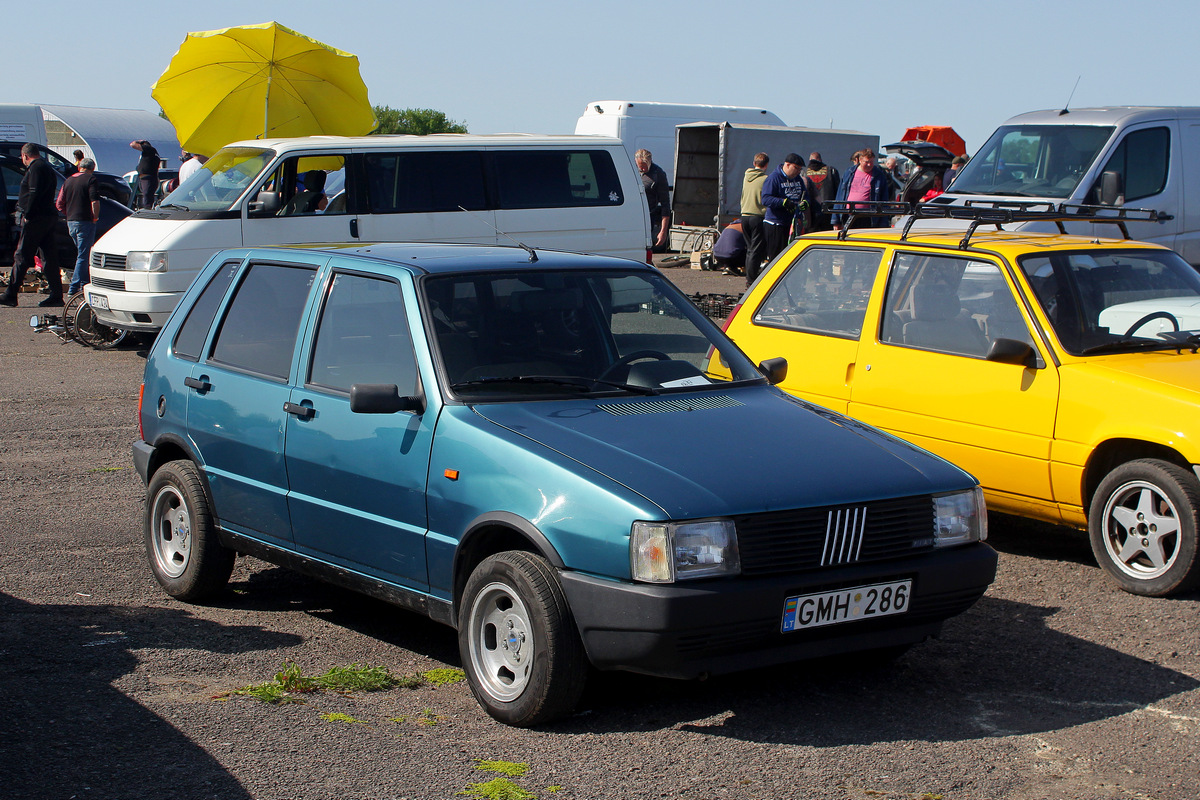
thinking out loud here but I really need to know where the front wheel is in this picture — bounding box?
[1088,459,1200,597]
[458,551,587,726]
[144,460,234,602]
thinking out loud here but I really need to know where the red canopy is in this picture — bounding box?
[901,126,967,157]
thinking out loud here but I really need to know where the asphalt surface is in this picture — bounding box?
[1,272,1198,800]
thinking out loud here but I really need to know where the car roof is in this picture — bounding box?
[238,241,655,275]
[799,227,1174,257]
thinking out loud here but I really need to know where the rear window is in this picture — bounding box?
[209,263,316,379]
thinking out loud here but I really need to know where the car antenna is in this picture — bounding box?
[457,205,538,262]
[1059,75,1081,116]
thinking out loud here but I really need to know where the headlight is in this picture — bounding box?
[933,487,988,547]
[630,519,739,583]
[126,251,168,272]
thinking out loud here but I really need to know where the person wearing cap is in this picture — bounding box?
[57,157,101,296]
[760,152,813,267]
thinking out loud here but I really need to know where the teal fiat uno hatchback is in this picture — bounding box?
[135,242,996,726]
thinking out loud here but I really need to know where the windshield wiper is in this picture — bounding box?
[450,375,659,396]
[157,203,190,211]
[1080,338,1186,356]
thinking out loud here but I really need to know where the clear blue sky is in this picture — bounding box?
[23,0,1200,158]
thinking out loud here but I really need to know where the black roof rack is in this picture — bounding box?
[901,200,1162,249]
[822,201,911,239]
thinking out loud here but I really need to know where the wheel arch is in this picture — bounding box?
[450,512,565,626]
[1082,438,1193,513]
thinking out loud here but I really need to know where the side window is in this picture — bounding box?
[308,273,417,394]
[364,151,486,213]
[881,253,1031,357]
[751,247,882,338]
[254,155,347,217]
[173,260,240,361]
[209,263,316,379]
[492,150,624,208]
[1099,127,1169,202]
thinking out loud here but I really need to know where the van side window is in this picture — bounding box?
[492,150,624,208]
[173,260,240,361]
[209,263,316,379]
[365,152,487,213]
[308,273,418,394]
[1098,127,1169,202]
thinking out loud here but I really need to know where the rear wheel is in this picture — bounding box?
[144,460,234,602]
[459,551,587,726]
[73,299,127,349]
[1088,459,1200,597]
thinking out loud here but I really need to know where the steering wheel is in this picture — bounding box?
[1124,311,1179,337]
[597,350,670,383]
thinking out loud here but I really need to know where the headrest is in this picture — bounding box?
[912,284,961,322]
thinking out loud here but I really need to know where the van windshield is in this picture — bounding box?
[160,147,275,212]
[951,125,1114,199]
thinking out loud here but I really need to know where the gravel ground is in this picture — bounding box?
[1,277,1198,800]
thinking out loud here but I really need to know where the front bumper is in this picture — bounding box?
[560,542,997,679]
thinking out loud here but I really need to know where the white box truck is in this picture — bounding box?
[574,101,786,186]
[919,107,1200,265]
[0,104,47,145]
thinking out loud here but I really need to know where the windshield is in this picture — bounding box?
[1019,248,1200,355]
[159,147,275,211]
[951,125,1114,199]
[424,269,763,398]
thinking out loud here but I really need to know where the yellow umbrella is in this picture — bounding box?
[152,21,376,157]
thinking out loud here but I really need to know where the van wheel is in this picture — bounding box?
[144,460,234,602]
[1088,459,1200,597]
[459,551,587,726]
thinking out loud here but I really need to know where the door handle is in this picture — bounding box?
[350,218,359,239]
[283,401,314,420]
[183,376,211,393]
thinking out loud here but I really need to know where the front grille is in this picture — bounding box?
[89,277,126,291]
[91,252,127,271]
[735,495,935,576]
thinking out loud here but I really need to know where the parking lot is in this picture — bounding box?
[1,288,1198,800]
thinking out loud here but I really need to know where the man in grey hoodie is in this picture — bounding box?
[740,152,769,284]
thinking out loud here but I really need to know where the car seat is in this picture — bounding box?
[903,284,989,356]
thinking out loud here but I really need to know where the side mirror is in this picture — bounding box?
[1099,170,1124,206]
[758,356,788,385]
[249,190,281,215]
[350,383,425,414]
[986,338,1040,368]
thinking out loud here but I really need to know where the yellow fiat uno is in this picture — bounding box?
[721,201,1200,597]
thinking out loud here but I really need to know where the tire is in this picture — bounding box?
[1088,458,1200,597]
[62,293,87,343]
[144,460,235,602]
[458,551,588,726]
[73,300,127,350]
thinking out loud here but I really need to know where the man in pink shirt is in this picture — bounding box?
[832,149,894,230]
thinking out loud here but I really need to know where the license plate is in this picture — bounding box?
[781,580,911,632]
[88,292,109,311]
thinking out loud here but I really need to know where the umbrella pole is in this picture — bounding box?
[263,72,271,139]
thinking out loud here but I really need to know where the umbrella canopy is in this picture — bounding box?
[152,21,376,157]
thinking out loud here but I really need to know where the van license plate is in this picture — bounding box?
[88,293,109,311]
[781,580,911,632]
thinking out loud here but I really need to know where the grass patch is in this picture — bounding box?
[458,778,536,800]
[475,760,528,777]
[88,466,125,473]
[423,667,466,686]
[320,712,364,723]
[314,663,399,693]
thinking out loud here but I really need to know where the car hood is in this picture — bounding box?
[471,385,975,519]
[1067,352,1200,400]
[93,214,192,253]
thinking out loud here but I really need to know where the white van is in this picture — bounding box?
[0,104,47,145]
[574,101,786,186]
[922,107,1200,266]
[85,134,650,331]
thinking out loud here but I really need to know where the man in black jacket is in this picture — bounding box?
[1,143,63,307]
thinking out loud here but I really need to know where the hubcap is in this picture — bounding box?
[1101,480,1182,580]
[150,485,192,579]
[467,582,534,702]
